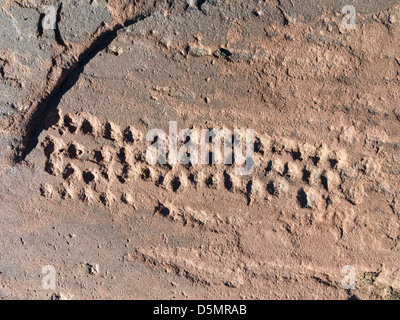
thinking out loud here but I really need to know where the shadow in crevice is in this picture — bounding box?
[16,14,149,163]
[196,0,207,10]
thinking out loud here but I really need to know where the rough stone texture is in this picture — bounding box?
[1,0,400,300]
[58,0,112,43]
[279,0,400,21]
[0,0,54,117]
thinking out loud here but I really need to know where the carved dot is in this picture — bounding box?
[83,171,95,184]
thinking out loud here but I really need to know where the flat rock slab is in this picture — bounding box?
[1,0,400,300]
[59,0,112,43]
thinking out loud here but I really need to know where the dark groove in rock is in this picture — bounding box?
[16,14,150,163]
[55,3,67,48]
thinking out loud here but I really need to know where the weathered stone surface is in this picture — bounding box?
[58,0,112,43]
[0,1,54,117]
[1,0,400,301]
[279,0,400,21]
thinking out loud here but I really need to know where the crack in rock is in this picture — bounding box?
[16,13,151,163]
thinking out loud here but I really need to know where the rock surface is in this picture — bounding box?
[1,0,400,300]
